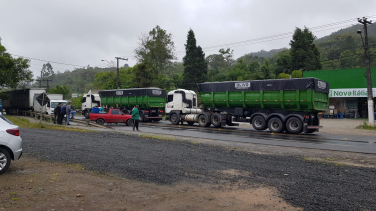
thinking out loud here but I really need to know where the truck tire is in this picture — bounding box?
[211,113,222,128]
[0,148,11,175]
[286,117,303,134]
[268,117,284,133]
[251,115,267,130]
[126,119,134,126]
[84,110,90,119]
[170,113,180,125]
[96,119,105,125]
[198,115,210,127]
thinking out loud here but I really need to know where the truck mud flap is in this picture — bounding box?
[304,125,322,132]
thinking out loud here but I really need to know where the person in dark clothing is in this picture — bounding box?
[54,103,62,124]
[59,104,66,125]
[121,106,128,114]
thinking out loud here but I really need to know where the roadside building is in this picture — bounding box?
[304,67,376,118]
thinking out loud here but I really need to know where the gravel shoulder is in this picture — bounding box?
[1,117,375,210]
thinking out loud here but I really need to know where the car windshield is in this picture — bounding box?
[51,102,60,108]
[0,113,15,125]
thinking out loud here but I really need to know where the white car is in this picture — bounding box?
[0,112,23,175]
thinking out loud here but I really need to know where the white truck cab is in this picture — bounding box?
[165,89,199,114]
[81,90,101,119]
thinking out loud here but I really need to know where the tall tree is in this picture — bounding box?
[290,27,322,71]
[41,62,54,78]
[134,25,176,76]
[0,42,33,88]
[182,29,208,90]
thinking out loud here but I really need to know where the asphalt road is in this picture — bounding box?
[22,128,376,210]
[109,120,376,154]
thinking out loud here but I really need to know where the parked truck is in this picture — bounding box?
[166,78,329,134]
[1,88,47,114]
[81,90,101,119]
[99,88,166,122]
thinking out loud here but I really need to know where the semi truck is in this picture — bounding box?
[99,88,166,122]
[81,90,101,119]
[165,78,329,134]
[1,88,47,114]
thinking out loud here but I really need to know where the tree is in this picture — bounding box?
[134,25,176,76]
[0,42,33,88]
[133,63,153,88]
[290,27,322,71]
[182,29,208,90]
[291,70,303,78]
[276,54,291,75]
[47,85,71,99]
[339,50,356,68]
[41,62,54,78]
[219,48,234,66]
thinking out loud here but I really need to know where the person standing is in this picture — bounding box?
[121,106,128,114]
[131,105,140,131]
[71,103,76,119]
[66,102,72,125]
[54,103,61,124]
[59,104,66,125]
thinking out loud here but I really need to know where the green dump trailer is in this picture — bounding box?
[99,88,166,122]
[166,78,329,134]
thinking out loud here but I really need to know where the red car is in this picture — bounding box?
[89,109,133,126]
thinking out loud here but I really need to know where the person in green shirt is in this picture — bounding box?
[131,105,140,131]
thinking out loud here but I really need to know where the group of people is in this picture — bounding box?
[53,102,76,125]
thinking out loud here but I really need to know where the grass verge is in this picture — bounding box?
[5,116,95,133]
[357,121,376,130]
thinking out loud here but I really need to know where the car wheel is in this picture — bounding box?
[286,117,303,134]
[268,117,284,133]
[0,148,11,175]
[96,119,105,125]
[252,115,267,130]
[126,119,134,126]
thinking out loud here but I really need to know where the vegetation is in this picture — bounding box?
[0,42,33,89]
[5,116,95,132]
[5,24,373,97]
[182,29,208,90]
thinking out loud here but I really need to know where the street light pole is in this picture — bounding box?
[357,17,374,126]
[115,57,128,89]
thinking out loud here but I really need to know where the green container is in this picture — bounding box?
[99,88,166,109]
[198,78,329,112]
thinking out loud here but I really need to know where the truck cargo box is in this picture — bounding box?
[197,78,329,112]
[99,88,166,108]
[1,88,46,111]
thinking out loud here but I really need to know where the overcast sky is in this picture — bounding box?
[1,0,375,78]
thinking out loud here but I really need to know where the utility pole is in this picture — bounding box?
[357,17,374,126]
[115,57,128,89]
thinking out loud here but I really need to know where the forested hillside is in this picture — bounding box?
[26,24,376,97]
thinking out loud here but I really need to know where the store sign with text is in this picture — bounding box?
[329,88,376,98]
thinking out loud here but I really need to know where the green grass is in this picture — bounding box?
[5,116,95,133]
[358,121,376,130]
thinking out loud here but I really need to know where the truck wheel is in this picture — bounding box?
[268,117,284,133]
[198,115,210,127]
[211,113,222,128]
[96,119,105,125]
[170,113,180,125]
[251,115,266,130]
[0,148,11,175]
[187,121,195,126]
[126,119,134,126]
[286,117,303,134]
[84,111,90,119]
